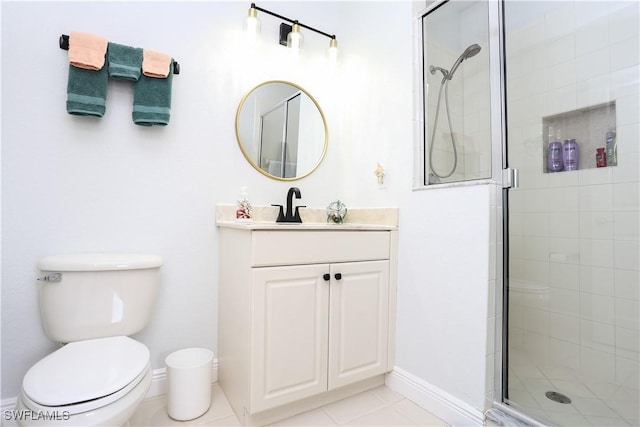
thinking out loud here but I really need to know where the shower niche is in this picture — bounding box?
[542,101,617,173]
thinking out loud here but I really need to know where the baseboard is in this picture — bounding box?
[0,358,219,419]
[385,368,484,427]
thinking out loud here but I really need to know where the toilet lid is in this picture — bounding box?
[23,336,150,407]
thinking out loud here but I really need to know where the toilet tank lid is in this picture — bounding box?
[38,253,163,271]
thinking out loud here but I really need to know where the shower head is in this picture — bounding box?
[448,44,481,78]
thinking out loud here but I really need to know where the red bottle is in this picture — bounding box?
[596,148,607,167]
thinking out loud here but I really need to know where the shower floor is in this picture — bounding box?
[506,349,639,426]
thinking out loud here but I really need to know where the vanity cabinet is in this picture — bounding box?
[217,227,397,426]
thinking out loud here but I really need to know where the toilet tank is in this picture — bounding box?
[37,254,162,343]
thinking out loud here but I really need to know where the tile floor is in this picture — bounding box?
[507,349,640,427]
[129,383,449,427]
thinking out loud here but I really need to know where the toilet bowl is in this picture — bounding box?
[16,336,151,427]
[17,253,162,427]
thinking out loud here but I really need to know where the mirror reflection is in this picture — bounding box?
[236,81,327,180]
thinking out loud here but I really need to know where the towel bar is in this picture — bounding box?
[59,34,180,75]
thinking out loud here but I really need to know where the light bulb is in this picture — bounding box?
[327,37,338,62]
[244,6,260,42]
[287,22,303,51]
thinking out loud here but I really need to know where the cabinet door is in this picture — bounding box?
[328,260,390,389]
[250,264,329,413]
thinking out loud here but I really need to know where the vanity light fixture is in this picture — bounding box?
[245,3,338,59]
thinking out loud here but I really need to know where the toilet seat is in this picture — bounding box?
[22,336,149,415]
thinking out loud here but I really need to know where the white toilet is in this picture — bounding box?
[16,253,162,426]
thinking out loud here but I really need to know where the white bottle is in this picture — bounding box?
[606,129,617,166]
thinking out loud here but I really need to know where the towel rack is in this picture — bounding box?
[59,34,180,75]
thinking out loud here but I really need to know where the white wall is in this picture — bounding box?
[1,0,495,419]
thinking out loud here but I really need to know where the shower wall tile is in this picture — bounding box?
[616,124,640,157]
[610,67,640,98]
[576,48,610,83]
[579,266,614,296]
[612,154,639,184]
[615,326,639,361]
[523,213,549,236]
[549,312,580,344]
[580,293,616,325]
[548,187,579,212]
[614,269,640,300]
[545,3,575,40]
[610,36,640,72]
[549,262,580,290]
[579,212,614,239]
[552,239,579,264]
[523,260,550,287]
[549,212,580,238]
[580,319,616,353]
[522,236,549,261]
[548,170,579,187]
[574,2,609,32]
[613,182,639,211]
[523,189,549,212]
[614,212,640,242]
[574,17,609,56]
[576,74,611,109]
[609,3,640,44]
[615,298,640,330]
[546,34,575,65]
[524,332,551,364]
[550,288,580,317]
[546,60,576,90]
[549,338,580,369]
[545,84,577,116]
[615,356,640,390]
[579,238,614,268]
[614,240,639,270]
[615,93,640,126]
[578,167,613,186]
[579,185,614,212]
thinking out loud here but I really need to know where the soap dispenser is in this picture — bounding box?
[235,186,252,222]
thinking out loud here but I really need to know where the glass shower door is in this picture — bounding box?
[503,1,639,426]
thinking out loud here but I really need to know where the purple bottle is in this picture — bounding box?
[548,141,564,172]
[563,139,579,171]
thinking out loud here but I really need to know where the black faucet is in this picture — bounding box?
[273,187,305,223]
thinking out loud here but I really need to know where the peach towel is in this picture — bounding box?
[68,31,108,70]
[142,49,172,78]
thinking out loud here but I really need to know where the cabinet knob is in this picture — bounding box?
[323,273,331,281]
[334,273,342,280]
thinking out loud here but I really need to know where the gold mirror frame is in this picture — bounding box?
[235,80,328,181]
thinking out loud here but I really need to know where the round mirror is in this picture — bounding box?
[235,81,328,181]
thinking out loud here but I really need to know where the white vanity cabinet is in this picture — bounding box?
[217,226,397,426]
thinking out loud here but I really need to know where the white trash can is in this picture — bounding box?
[165,348,214,421]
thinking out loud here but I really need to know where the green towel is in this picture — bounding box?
[108,42,142,81]
[132,60,173,126]
[66,64,108,117]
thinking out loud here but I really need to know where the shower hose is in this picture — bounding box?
[429,78,458,179]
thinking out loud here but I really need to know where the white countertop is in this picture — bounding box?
[216,220,397,231]
[215,205,398,231]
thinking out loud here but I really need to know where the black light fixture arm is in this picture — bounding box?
[250,3,336,40]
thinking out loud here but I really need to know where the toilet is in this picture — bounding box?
[16,253,162,426]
